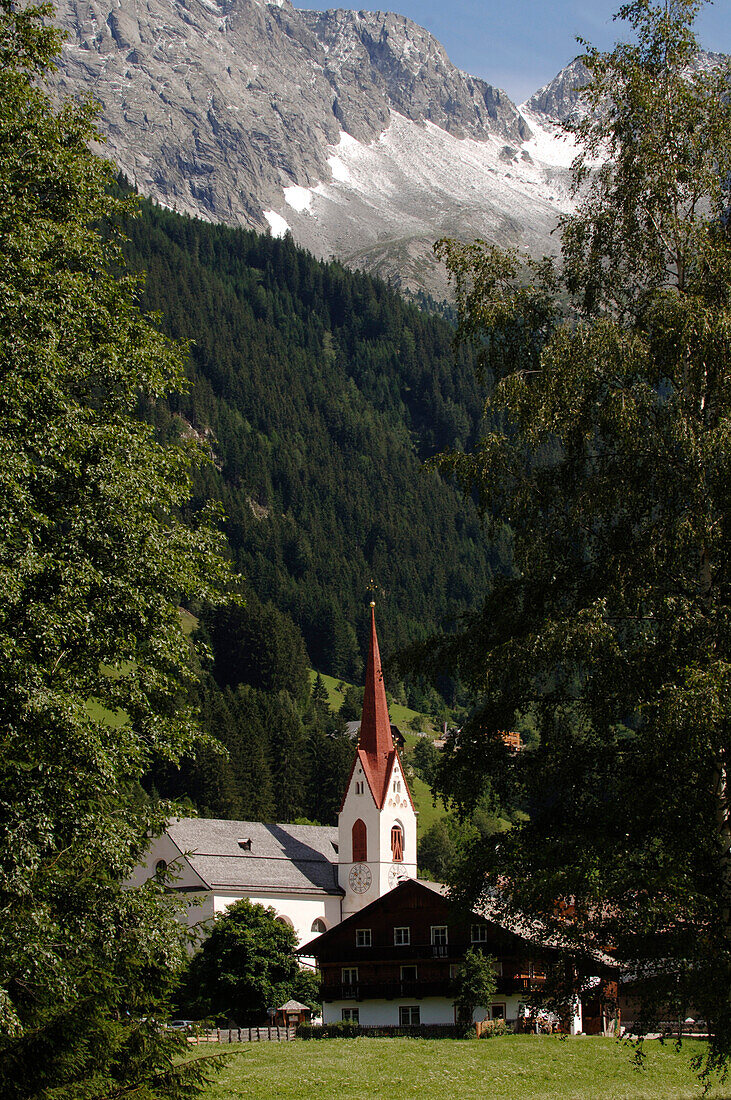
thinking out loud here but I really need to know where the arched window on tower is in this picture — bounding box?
[311,918,327,934]
[352,819,367,862]
[391,823,404,862]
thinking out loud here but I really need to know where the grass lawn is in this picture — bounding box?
[198,1037,726,1100]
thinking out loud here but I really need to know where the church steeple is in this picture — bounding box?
[337,602,417,917]
[357,602,395,805]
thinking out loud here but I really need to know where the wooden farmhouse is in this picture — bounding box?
[299,876,618,1033]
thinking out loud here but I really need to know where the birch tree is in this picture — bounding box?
[428,0,731,1072]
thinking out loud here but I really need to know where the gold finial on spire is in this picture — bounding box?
[366,577,378,608]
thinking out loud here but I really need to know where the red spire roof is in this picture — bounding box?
[359,603,394,758]
[356,603,397,809]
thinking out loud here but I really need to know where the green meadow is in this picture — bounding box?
[198,1036,726,1100]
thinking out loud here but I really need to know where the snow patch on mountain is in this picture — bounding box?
[284,185,314,213]
[266,111,576,290]
[519,108,580,169]
[263,210,291,238]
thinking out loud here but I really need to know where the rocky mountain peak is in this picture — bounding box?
[49,1,581,292]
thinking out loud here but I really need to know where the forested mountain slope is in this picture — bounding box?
[123,199,510,681]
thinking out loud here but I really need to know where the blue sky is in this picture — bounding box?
[296,0,731,103]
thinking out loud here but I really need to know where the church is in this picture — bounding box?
[130,602,417,945]
[132,603,617,1032]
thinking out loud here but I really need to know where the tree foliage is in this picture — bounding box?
[453,949,498,1031]
[179,900,299,1025]
[427,0,731,1072]
[0,2,229,1094]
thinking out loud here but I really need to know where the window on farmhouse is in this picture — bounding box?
[356,928,372,947]
[471,924,488,942]
[399,1005,420,1026]
[342,1008,359,1023]
[342,967,358,987]
[394,926,410,946]
[431,925,448,946]
[400,965,417,981]
[391,824,403,862]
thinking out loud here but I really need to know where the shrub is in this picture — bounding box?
[479,1019,510,1038]
[297,1022,360,1040]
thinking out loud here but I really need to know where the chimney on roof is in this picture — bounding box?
[237,838,252,851]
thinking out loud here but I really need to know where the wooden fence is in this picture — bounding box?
[188,1026,297,1043]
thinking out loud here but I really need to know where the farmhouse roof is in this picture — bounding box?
[166,818,343,896]
[299,877,618,971]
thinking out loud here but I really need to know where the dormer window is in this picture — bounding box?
[238,838,252,851]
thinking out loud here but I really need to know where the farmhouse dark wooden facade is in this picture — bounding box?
[300,878,616,1029]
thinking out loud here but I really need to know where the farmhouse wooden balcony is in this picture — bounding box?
[324,979,455,1002]
[344,942,471,962]
[322,975,542,1002]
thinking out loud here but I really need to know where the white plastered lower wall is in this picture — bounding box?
[323,994,528,1026]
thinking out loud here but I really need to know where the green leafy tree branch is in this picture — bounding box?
[426,0,731,1074]
[0,2,231,1095]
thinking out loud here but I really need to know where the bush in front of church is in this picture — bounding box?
[177,899,298,1026]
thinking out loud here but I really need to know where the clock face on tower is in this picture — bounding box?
[388,863,405,889]
[349,863,372,894]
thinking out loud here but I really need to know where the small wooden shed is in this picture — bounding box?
[275,999,311,1027]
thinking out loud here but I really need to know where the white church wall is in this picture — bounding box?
[127,834,214,938]
[337,759,383,894]
[127,833,202,891]
[212,890,341,948]
[377,756,417,878]
[338,754,417,917]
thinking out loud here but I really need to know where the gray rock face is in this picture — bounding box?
[50,0,569,291]
[298,8,528,144]
[523,58,592,126]
[524,49,727,127]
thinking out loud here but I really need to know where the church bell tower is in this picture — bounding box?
[338,603,417,918]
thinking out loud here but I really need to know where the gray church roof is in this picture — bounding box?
[167,818,343,896]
